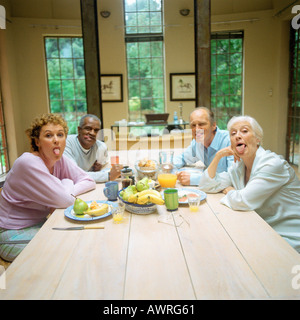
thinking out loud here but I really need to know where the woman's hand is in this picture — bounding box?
[216,146,240,163]
[207,146,240,179]
[222,186,235,194]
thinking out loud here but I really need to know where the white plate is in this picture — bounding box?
[162,188,207,205]
[64,200,118,222]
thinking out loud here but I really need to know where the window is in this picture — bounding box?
[287,27,300,166]
[124,0,165,124]
[211,31,244,129]
[44,37,87,134]
[0,84,9,176]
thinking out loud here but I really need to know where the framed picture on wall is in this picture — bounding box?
[101,74,123,102]
[170,73,196,101]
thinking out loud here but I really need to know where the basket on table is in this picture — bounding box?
[135,159,159,181]
[117,190,157,214]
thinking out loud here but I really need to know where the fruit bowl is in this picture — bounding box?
[117,190,157,215]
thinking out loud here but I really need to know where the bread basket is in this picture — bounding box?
[135,160,159,180]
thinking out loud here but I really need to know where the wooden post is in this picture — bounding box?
[80,0,103,126]
[194,0,211,108]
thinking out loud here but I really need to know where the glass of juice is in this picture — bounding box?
[187,194,200,212]
[112,201,125,224]
[157,173,177,188]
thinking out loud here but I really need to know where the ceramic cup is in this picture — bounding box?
[164,188,178,211]
[103,181,119,201]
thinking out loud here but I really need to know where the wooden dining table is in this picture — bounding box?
[1,178,300,300]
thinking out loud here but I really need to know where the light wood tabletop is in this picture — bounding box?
[1,181,300,300]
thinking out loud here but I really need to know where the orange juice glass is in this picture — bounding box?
[158,173,177,188]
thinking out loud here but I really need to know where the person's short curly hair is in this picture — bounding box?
[25,113,69,152]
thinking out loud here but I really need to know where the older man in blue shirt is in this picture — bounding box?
[174,107,233,185]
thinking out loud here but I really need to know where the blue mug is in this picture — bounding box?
[103,181,119,201]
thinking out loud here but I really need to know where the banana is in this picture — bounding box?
[136,194,151,205]
[136,194,164,205]
[128,193,139,203]
[137,189,162,198]
[85,203,109,216]
[147,194,164,205]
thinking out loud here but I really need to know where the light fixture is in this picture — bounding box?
[100,10,111,18]
[179,9,190,16]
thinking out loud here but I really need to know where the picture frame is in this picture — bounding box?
[101,74,123,102]
[170,73,196,101]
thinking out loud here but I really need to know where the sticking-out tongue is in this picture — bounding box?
[236,144,246,154]
[53,148,60,155]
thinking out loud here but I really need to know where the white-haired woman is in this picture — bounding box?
[199,115,300,253]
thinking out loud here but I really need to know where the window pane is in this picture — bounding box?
[230,53,242,74]
[49,80,62,99]
[149,0,161,11]
[217,75,229,95]
[45,38,59,58]
[60,59,74,79]
[139,42,151,57]
[59,38,72,58]
[152,58,163,77]
[140,58,152,77]
[152,78,163,97]
[74,59,85,79]
[216,54,229,75]
[217,39,229,54]
[128,80,140,97]
[50,100,62,113]
[141,79,152,98]
[72,38,84,58]
[126,12,137,27]
[128,59,139,78]
[151,42,162,57]
[75,80,86,100]
[62,80,75,100]
[125,0,137,11]
[63,100,76,113]
[47,59,60,79]
[230,39,242,53]
[137,0,149,11]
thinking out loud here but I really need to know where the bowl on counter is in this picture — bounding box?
[135,159,159,181]
[117,190,157,215]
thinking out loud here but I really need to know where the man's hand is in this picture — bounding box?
[92,160,103,172]
[109,164,122,181]
[176,171,190,186]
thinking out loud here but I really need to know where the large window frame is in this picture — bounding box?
[287,26,300,167]
[211,31,244,130]
[44,36,87,134]
[124,0,165,124]
[0,81,9,176]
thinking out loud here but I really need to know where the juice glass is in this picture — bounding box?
[112,201,125,224]
[187,194,200,212]
[158,173,177,188]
